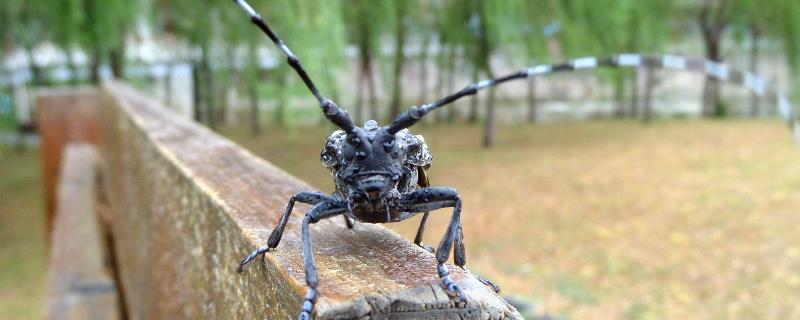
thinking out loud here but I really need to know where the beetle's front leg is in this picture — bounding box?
[237,191,331,273]
[398,187,465,300]
[298,202,346,320]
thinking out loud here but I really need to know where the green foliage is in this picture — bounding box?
[766,0,800,72]
[2,0,800,122]
[2,0,49,50]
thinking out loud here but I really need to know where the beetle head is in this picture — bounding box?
[321,120,431,202]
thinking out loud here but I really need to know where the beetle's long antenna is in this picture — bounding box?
[387,52,797,133]
[386,59,605,133]
[233,0,355,132]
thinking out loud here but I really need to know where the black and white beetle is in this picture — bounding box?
[228,0,797,319]
[228,0,800,318]
[231,0,549,318]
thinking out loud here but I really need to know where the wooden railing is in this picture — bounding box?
[40,82,520,319]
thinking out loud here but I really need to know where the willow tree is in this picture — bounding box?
[696,0,750,117]
[504,0,554,123]
[553,0,672,121]
[747,0,800,116]
[155,0,219,126]
[434,0,474,122]
[77,0,139,82]
[388,0,416,119]
[343,0,392,124]
[48,0,84,84]
[412,0,436,109]
[219,0,262,134]
[4,0,49,86]
[629,1,673,123]
[469,0,520,147]
[270,0,347,127]
[217,0,345,127]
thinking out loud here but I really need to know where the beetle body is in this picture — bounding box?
[322,120,432,223]
[233,1,501,318]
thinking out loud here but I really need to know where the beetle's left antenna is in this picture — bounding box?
[386,60,592,134]
[233,0,355,132]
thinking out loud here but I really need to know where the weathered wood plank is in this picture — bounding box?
[99,81,521,319]
[36,87,101,244]
[45,144,121,320]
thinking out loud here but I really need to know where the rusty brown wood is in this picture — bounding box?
[99,81,521,319]
[46,144,121,320]
[36,87,101,245]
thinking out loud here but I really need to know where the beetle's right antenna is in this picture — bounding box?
[233,0,355,132]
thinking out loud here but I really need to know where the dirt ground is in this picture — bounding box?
[224,120,800,319]
[2,120,799,319]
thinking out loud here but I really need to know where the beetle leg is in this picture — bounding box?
[412,167,434,253]
[453,222,465,267]
[342,215,355,229]
[298,202,346,320]
[397,187,464,300]
[398,187,502,298]
[237,191,332,273]
[413,212,434,253]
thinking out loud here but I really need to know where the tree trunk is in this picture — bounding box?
[432,45,445,123]
[613,74,626,118]
[482,86,496,148]
[217,74,229,127]
[275,72,288,127]
[698,1,725,118]
[249,81,261,136]
[629,69,640,118]
[749,24,761,118]
[89,47,102,85]
[702,37,722,117]
[365,52,379,122]
[164,62,173,106]
[63,48,80,85]
[642,67,655,123]
[246,43,261,134]
[109,34,126,79]
[354,68,364,125]
[433,44,450,123]
[417,33,432,107]
[200,46,216,129]
[191,62,202,122]
[446,47,459,122]
[468,66,480,123]
[389,8,407,120]
[527,77,537,123]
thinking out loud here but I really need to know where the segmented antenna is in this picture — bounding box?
[389,53,797,133]
[386,60,595,134]
[233,0,355,132]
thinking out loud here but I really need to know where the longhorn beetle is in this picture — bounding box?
[229,0,800,317]
[232,0,546,318]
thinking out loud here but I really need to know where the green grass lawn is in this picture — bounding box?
[223,119,800,319]
[2,120,799,319]
[0,148,46,320]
